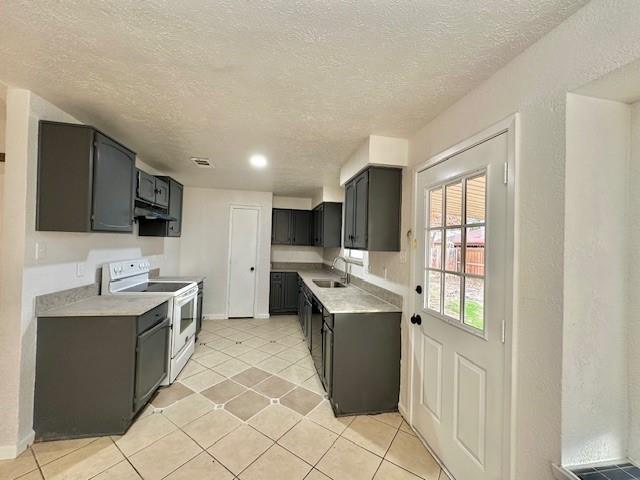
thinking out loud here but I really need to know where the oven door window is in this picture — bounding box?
[178,299,195,334]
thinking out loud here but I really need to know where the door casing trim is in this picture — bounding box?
[409,113,519,480]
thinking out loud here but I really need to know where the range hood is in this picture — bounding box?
[134,206,176,221]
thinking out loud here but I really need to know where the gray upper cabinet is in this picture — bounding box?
[166,178,183,236]
[291,210,312,245]
[136,170,169,208]
[313,202,342,248]
[343,166,402,251]
[37,121,136,233]
[271,208,313,246]
[272,209,292,244]
[138,176,184,237]
[136,170,157,204]
[154,178,170,208]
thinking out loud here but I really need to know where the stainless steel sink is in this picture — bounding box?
[313,279,346,288]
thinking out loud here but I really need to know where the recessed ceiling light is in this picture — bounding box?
[250,154,268,168]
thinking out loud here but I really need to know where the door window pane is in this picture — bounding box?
[429,188,443,227]
[465,226,485,276]
[424,169,487,335]
[444,274,461,320]
[445,182,462,226]
[445,228,462,272]
[466,175,486,224]
[464,277,484,330]
[427,271,442,312]
[428,230,442,269]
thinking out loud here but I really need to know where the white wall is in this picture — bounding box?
[0,93,6,244]
[406,2,640,478]
[629,100,640,463]
[271,245,323,264]
[562,94,630,466]
[272,196,312,210]
[179,187,272,319]
[339,135,409,185]
[311,186,344,208]
[0,89,180,457]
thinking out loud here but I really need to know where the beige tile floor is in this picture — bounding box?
[1,315,452,480]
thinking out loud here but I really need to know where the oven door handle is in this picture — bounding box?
[175,288,198,303]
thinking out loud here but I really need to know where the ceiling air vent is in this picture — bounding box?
[191,157,213,168]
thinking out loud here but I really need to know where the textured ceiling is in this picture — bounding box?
[0,0,587,195]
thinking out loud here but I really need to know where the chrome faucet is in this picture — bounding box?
[332,256,351,284]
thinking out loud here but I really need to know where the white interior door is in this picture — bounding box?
[228,206,259,318]
[411,132,510,480]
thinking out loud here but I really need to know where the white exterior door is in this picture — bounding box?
[228,206,259,318]
[411,132,510,480]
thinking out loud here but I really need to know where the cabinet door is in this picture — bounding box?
[344,182,356,248]
[328,203,343,248]
[283,273,299,311]
[134,318,170,411]
[353,171,369,249]
[272,209,292,244]
[154,178,170,208]
[137,170,157,204]
[92,133,135,232]
[312,205,323,246]
[167,180,183,237]
[291,210,312,245]
[269,274,284,312]
[323,325,333,396]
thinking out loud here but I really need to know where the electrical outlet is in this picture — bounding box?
[35,242,47,260]
[76,262,86,277]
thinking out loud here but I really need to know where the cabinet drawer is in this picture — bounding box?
[137,302,169,334]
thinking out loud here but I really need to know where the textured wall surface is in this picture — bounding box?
[0,89,180,455]
[630,101,640,464]
[0,0,587,195]
[179,187,273,318]
[563,94,630,466]
[407,1,640,478]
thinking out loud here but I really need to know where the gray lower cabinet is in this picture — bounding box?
[37,121,136,233]
[305,293,401,416]
[34,302,170,440]
[344,166,402,251]
[269,272,298,314]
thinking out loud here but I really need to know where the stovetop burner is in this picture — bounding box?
[120,282,190,293]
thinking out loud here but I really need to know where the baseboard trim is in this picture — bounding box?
[0,430,34,460]
[552,464,579,480]
[254,313,270,319]
[398,401,409,420]
[203,314,228,320]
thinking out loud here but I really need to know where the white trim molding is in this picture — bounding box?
[0,430,35,460]
[407,113,519,480]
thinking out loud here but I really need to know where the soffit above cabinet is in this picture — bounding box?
[339,135,408,186]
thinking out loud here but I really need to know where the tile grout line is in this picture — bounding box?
[31,436,101,473]
[101,439,144,480]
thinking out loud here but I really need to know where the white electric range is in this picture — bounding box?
[101,259,197,385]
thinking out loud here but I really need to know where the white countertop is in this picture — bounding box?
[276,269,402,314]
[39,295,173,317]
